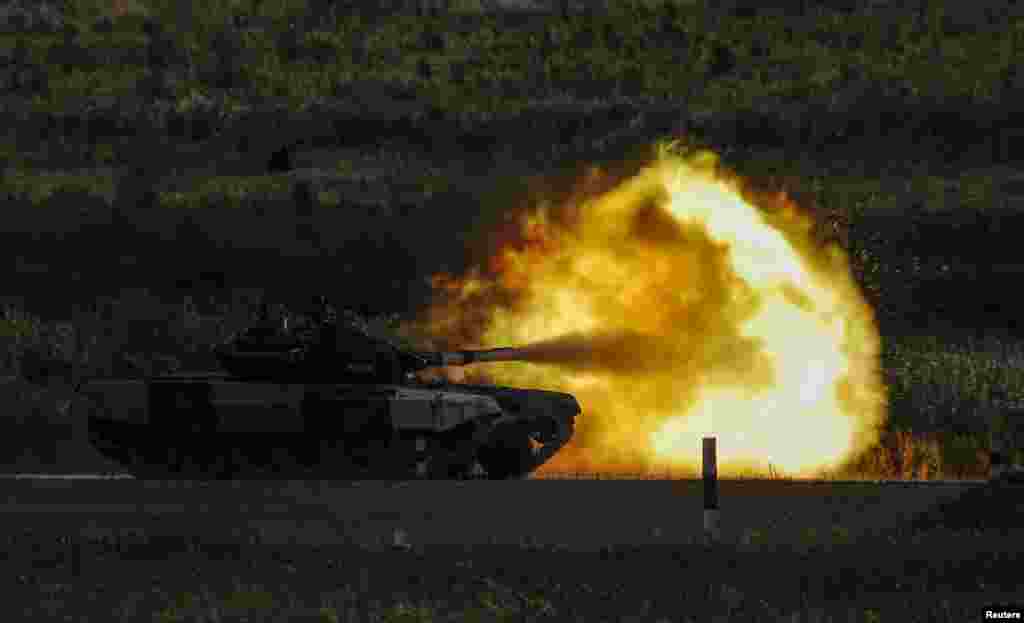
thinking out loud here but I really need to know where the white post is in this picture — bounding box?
[391,528,410,550]
[703,437,720,543]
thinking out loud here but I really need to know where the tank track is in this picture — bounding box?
[87,416,541,480]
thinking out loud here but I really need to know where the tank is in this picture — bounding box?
[77,300,579,480]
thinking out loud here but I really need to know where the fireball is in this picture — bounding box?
[416,140,886,478]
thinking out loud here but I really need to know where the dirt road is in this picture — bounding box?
[0,477,979,550]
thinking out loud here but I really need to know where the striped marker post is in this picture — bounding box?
[703,436,720,543]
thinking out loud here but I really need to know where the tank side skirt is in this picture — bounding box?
[85,380,576,479]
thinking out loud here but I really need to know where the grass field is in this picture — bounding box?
[2,0,1023,491]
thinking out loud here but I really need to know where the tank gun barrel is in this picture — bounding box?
[416,348,527,369]
[450,347,525,365]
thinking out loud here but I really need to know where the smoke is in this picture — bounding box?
[411,139,886,477]
[510,330,678,374]
[506,328,772,386]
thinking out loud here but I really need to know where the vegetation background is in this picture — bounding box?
[4,0,1021,477]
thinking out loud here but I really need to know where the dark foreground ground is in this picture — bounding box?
[1,477,1020,622]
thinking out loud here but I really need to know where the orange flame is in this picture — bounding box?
[416,141,886,478]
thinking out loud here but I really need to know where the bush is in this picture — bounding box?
[0,0,65,34]
[941,433,985,480]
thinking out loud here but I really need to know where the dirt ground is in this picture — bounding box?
[0,477,980,550]
[0,477,1020,623]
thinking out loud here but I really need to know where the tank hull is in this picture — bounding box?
[80,374,578,480]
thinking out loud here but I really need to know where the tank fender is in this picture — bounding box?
[528,412,574,465]
[486,410,574,467]
[389,388,502,432]
[527,411,574,445]
[491,410,574,443]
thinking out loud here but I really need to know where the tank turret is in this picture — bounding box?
[212,300,529,382]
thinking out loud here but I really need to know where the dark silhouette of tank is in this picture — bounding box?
[79,299,579,480]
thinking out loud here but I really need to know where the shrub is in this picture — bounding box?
[941,433,985,480]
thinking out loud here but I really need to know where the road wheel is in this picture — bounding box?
[129,450,166,479]
[478,423,535,480]
[296,436,321,468]
[132,441,179,479]
[437,424,483,479]
[204,451,235,480]
[317,438,359,478]
[422,442,461,479]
